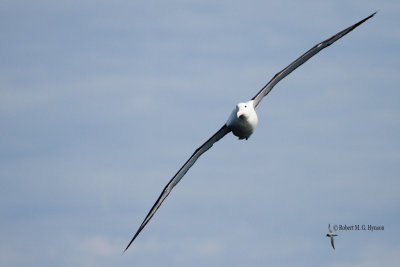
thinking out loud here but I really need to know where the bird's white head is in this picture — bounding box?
[236,100,255,119]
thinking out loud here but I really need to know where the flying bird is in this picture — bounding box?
[326,224,338,250]
[125,12,375,251]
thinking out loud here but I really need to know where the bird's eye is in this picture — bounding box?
[245,105,247,108]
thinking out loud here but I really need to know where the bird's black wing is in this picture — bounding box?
[125,124,231,251]
[251,12,376,108]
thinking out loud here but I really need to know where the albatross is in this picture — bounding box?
[125,12,375,251]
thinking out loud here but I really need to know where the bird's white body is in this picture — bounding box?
[226,100,258,140]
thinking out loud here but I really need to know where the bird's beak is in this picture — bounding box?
[237,106,244,118]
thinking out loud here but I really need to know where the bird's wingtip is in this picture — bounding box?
[366,11,378,20]
[123,239,134,253]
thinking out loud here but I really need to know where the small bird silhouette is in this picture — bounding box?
[326,224,338,250]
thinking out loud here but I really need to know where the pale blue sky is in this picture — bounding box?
[1,1,400,266]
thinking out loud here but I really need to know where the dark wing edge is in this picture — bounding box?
[251,12,376,108]
[331,237,335,250]
[124,124,231,252]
